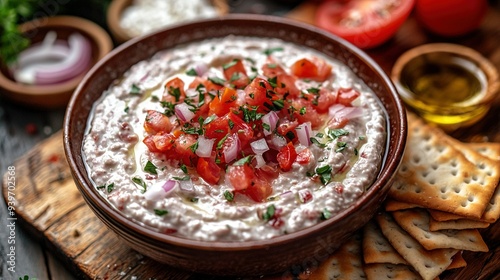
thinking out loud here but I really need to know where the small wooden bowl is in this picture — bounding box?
[0,16,113,109]
[107,0,229,43]
[392,43,499,131]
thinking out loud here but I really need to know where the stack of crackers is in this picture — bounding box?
[301,113,500,280]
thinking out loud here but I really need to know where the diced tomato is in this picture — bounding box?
[163,77,186,103]
[277,119,299,142]
[209,87,238,117]
[292,99,325,129]
[296,148,312,165]
[188,77,223,93]
[274,73,300,97]
[223,59,250,89]
[152,132,176,152]
[314,88,337,113]
[256,164,280,181]
[262,60,286,78]
[227,112,254,147]
[244,77,274,109]
[204,116,231,143]
[173,134,197,166]
[143,135,160,153]
[290,57,332,82]
[245,178,272,202]
[227,164,272,202]
[277,142,297,172]
[336,87,360,106]
[144,110,172,134]
[196,157,221,185]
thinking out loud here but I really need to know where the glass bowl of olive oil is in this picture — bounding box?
[392,43,499,130]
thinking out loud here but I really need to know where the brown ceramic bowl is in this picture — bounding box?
[0,16,113,108]
[107,0,229,43]
[64,15,406,276]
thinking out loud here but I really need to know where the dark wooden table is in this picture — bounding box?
[1,1,500,279]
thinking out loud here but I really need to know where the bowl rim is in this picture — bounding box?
[64,14,407,251]
[0,15,113,107]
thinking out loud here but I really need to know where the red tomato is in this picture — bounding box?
[296,148,312,165]
[316,0,415,49]
[152,132,176,152]
[290,57,332,82]
[336,87,360,106]
[415,0,487,37]
[274,73,300,97]
[277,119,299,142]
[223,59,250,89]
[209,87,238,117]
[144,110,172,134]
[227,164,272,202]
[244,77,274,109]
[173,134,197,166]
[188,77,223,93]
[197,157,221,185]
[277,142,297,172]
[163,77,186,103]
[262,60,286,77]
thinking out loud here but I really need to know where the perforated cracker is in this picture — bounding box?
[429,216,490,231]
[389,113,499,219]
[362,221,407,265]
[391,209,488,252]
[364,264,423,280]
[308,232,366,280]
[376,212,457,280]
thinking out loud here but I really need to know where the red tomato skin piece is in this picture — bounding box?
[196,157,221,185]
[163,77,186,103]
[277,142,298,172]
[144,110,172,134]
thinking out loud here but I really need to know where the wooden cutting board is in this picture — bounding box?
[3,3,500,279]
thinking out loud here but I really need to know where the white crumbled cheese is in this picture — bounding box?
[120,0,219,37]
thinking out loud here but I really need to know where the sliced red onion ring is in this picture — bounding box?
[196,136,215,158]
[329,104,363,120]
[14,32,92,85]
[261,111,279,136]
[295,122,312,146]
[251,138,269,155]
[175,103,195,122]
[144,179,178,201]
[328,104,346,117]
[223,134,240,163]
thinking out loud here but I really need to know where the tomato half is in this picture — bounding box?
[415,0,487,37]
[315,0,415,49]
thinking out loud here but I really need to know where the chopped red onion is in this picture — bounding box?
[196,136,215,158]
[329,104,363,119]
[194,63,208,76]
[236,89,246,104]
[251,138,269,155]
[254,154,266,168]
[328,104,346,117]
[144,180,178,201]
[343,106,363,119]
[268,134,287,150]
[223,134,240,163]
[295,122,312,146]
[261,111,279,136]
[179,179,194,193]
[185,88,199,98]
[175,103,195,122]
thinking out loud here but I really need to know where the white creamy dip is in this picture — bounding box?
[83,36,386,241]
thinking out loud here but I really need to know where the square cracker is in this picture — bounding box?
[375,212,457,280]
[391,209,488,252]
[363,263,425,280]
[384,199,422,212]
[362,221,407,265]
[429,216,490,231]
[389,113,500,219]
[307,232,366,280]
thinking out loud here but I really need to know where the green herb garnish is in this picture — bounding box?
[315,165,332,185]
[186,68,198,76]
[233,155,253,166]
[144,161,158,175]
[263,47,284,55]
[208,76,226,86]
[132,177,147,193]
[262,204,276,221]
[154,209,169,216]
[223,190,234,202]
[320,209,331,220]
[130,84,142,95]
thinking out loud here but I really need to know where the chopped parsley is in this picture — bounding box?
[223,190,234,202]
[230,72,241,82]
[315,165,332,185]
[167,86,182,102]
[320,209,332,220]
[172,176,190,181]
[208,76,226,86]
[97,183,115,193]
[186,68,198,76]
[124,106,129,113]
[132,177,147,193]
[310,137,326,148]
[228,119,235,129]
[180,164,188,174]
[262,204,276,221]
[223,59,238,70]
[233,155,253,166]
[299,107,306,115]
[144,161,158,175]
[130,84,142,95]
[268,76,278,88]
[262,122,271,132]
[217,134,229,150]
[160,101,175,117]
[203,115,217,125]
[272,99,285,110]
[307,87,320,94]
[189,141,199,153]
[328,128,349,139]
[190,197,199,203]
[154,209,169,216]
[336,141,348,152]
[263,47,284,55]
